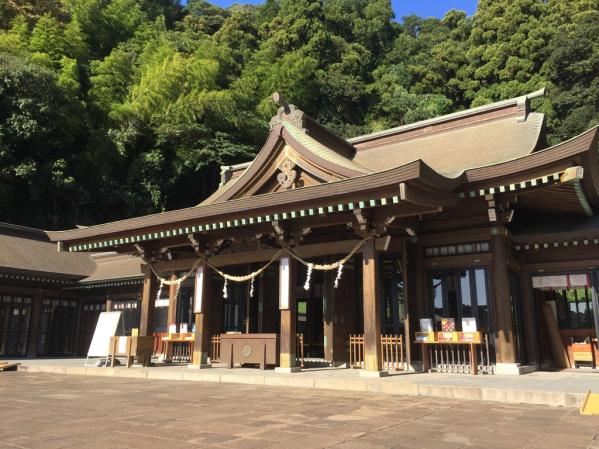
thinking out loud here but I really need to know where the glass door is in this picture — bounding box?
[380,255,405,335]
[428,268,490,332]
[0,295,32,356]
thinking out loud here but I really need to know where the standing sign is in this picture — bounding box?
[84,311,124,367]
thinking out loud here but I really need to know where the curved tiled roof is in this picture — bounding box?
[281,121,372,175]
[353,112,544,178]
[0,222,95,277]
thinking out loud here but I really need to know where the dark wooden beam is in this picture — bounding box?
[399,182,457,207]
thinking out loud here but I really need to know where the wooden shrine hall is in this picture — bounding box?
[39,88,599,375]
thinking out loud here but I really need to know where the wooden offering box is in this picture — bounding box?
[109,336,154,367]
[220,333,279,370]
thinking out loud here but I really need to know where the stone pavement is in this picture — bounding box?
[15,358,599,408]
[1,372,598,449]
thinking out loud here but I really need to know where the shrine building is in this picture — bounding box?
[2,88,599,375]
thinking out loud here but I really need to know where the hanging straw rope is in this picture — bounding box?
[205,249,284,282]
[284,236,372,270]
[142,236,373,287]
[143,256,205,286]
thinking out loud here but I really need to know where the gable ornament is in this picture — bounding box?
[277,159,297,190]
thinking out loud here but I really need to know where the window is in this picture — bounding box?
[428,268,490,332]
[112,299,140,335]
[532,273,594,329]
[0,295,32,356]
[424,242,490,258]
[37,298,77,356]
[379,255,405,335]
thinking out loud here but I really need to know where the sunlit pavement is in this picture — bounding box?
[1,372,598,449]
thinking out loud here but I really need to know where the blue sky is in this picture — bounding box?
[203,1,478,19]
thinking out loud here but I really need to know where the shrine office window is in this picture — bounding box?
[532,273,594,329]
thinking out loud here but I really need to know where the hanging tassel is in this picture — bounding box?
[156,280,164,302]
[249,276,255,298]
[304,263,313,291]
[222,278,228,299]
[334,262,344,289]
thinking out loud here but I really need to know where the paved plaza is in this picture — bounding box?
[1,372,598,449]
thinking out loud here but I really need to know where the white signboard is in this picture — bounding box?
[84,311,123,366]
[194,264,204,313]
[462,317,477,332]
[117,336,127,354]
[279,256,290,309]
[420,318,433,332]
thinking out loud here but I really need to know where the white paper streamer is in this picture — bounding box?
[304,263,313,291]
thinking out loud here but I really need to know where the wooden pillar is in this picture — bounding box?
[192,262,214,367]
[277,256,298,371]
[520,271,539,364]
[401,241,412,370]
[492,233,517,364]
[362,237,384,374]
[167,272,178,327]
[323,260,334,362]
[105,299,113,311]
[73,301,83,356]
[139,266,157,337]
[27,293,42,357]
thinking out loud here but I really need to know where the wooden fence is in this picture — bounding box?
[210,335,221,363]
[349,334,405,371]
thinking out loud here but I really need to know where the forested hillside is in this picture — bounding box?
[0,0,597,229]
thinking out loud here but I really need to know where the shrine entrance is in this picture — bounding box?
[297,297,324,359]
[296,264,325,360]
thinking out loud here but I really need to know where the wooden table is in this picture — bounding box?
[220,333,279,370]
[108,336,154,368]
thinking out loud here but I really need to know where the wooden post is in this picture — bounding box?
[192,262,214,367]
[277,256,298,372]
[491,233,517,364]
[362,237,385,375]
[139,266,157,337]
[167,272,178,327]
[105,299,113,312]
[27,293,42,357]
[401,241,412,370]
[323,262,334,362]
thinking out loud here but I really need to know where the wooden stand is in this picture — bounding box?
[108,336,154,368]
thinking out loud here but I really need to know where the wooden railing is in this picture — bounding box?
[349,334,364,369]
[349,334,405,371]
[211,334,221,363]
[381,335,404,371]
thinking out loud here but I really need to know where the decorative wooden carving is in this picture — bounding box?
[277,159,297,190]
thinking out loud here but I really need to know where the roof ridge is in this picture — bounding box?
[348,88,546,144]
